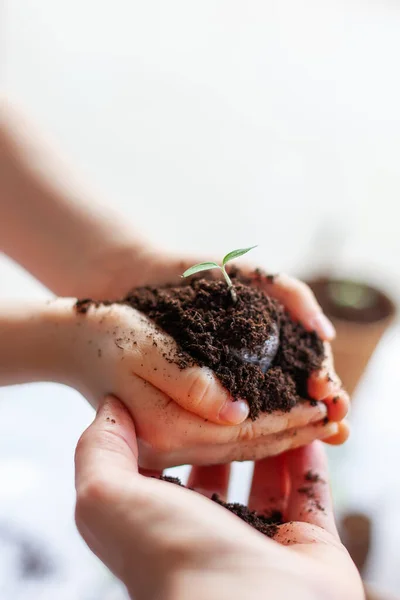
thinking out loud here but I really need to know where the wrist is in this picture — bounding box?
[74,240,155,300]
[0,298,80,387]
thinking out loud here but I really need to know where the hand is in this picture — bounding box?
[75,397,363,600]
[0,109,348,439]
[0,296,346,469]
[81,246,350,432]
[72,301,347,469]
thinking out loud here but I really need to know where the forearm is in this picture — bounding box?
[0,298,79,387]
[0,104,148,298]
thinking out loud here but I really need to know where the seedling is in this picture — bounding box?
[182,246,257,303]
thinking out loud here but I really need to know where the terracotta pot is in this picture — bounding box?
[306,278,397,396]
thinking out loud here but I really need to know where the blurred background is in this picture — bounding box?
[1,1,399,598]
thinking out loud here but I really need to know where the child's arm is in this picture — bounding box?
[0,299,79,387]
[0,299,344,468]
[0,103,335,344]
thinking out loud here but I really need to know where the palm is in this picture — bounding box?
[141,444,362,599]
[177,443,364,600]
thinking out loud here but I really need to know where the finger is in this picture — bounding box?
[308,343,344,401]
[324,391,350,422]
[154,420,340,469]
[248,454,289,515]
[249,271,335,341]
[323,420,350,445]
[125,306,249,426]
[125,374,328,460]
[75,396,139,496]
[285,441,339,537]
[188,464,231,500]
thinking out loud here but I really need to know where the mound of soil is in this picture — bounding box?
[122,271,324,419]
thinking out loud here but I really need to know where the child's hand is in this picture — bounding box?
[70,301,348,469]
[80,247,349,425]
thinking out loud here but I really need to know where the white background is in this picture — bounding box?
[1,1,400,598]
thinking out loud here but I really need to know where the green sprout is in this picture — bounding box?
[181,246,257,303]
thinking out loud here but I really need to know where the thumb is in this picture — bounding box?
[126,308,250,425]
[75,395,138,495]
[74,396,141,584]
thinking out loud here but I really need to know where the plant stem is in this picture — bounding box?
[221,266,237,303]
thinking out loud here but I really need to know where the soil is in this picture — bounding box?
[122,270,324,419]
[211,495,282,538]
[158,475,281,537]
[307,277,395,324]
[304,470,323,483]
[297,486,325,513]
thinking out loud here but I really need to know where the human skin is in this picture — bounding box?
[0,299,348,469]
[74,396,364,600]
[0,104,349,466]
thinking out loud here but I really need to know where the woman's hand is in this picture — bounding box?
[75,396,363,600]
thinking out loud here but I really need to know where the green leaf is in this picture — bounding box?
[222,246,257,265]
[182,262,220,278]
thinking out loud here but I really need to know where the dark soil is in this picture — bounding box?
[158,475,182,486]
[158,475,281,537]
[307,277,395,324]
[122,271,324,419]
[212,495,282,538]
[305,470,322,483]
[297,486,325,513]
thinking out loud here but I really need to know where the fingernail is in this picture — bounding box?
[219,398,249,424]
[310,403,327,421]
[321,422,339,438]
[309,313,336,340]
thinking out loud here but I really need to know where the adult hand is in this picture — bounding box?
[75,396,363,600]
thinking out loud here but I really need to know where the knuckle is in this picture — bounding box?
[185,370,214,411]
[74,433,126,513]
[76,476,111,513]
[75,474,116,537]
[236,420,258,443]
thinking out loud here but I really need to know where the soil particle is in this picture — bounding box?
[305,470,322,483]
